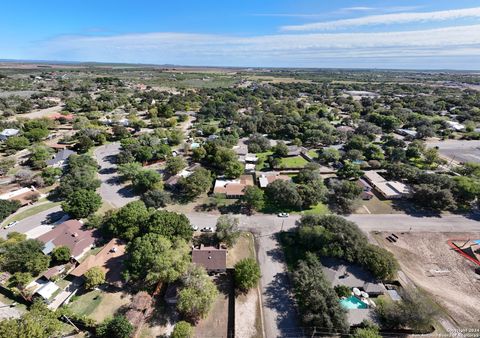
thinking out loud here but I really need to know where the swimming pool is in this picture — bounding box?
[339,296,368,310]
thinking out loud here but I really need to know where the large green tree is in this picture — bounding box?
[61,189,102,219]
[242,186,265,211]
[177,265,218,322]
[178,168,212,200]
[292,253,349,334]
[84,266,106,289]
[104,201,150,240]
[234,258,261,291]
[144,210,193,242]
[1,239,50,275]
[124,233,190,287]
[97,315,133,338]
[215,215,241,247]
[265,179,303,210]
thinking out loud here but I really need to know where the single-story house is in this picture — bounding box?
[213,175,254,198]
[192,244,227,273]
[0,129,19,141]
[363,171,411,200]
[34,281,59,302]
[258,172,291,188]
[46,149,76,168]
[37,220,97,262]
[0,185,39,206]
[69,238,126,287]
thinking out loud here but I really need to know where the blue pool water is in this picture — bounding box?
[339,296,368,309]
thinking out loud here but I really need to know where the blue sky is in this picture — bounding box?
[2,0,480,69]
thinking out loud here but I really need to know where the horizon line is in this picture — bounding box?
[1,58,479,73]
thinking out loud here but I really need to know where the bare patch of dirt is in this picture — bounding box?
[376,231,480,327]
[235,289,261,338]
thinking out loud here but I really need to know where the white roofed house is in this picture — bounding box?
[363,171,411,199]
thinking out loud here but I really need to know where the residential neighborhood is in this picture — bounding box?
[0,34,480,338]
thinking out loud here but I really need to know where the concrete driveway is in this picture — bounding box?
[94,143,138,209]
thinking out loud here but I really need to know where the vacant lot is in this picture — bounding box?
[375,231,480,327]
[227,232,255,268]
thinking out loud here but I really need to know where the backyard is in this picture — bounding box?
[278,156,309,169]
[66,288,132,323]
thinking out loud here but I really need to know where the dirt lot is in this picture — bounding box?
[375,231,480,327]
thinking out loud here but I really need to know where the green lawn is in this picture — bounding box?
[307,149,320,159]
[302,202,330,215]
[67,290,103,317]
[278,156,309,169]
[255,151,273,171]
[2,201,61,225]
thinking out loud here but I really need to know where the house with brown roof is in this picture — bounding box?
[192,244,227,273]
[0,185,39,206]
[69,238,126,287]
[213,175,254,198]
[37,220,97,262]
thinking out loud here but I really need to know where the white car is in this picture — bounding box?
[4,221,19,229]
[277,213,289,218]
[191,225,199,231]
[201,227,213,232]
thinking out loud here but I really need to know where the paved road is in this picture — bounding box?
[0,205,66,239]
[187,212,480,234]
[94,143,138,209]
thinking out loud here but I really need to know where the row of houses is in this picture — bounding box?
[213,171,291,199]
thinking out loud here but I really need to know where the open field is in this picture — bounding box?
[375,231,480,327]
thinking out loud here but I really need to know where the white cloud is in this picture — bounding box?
[30,25,480,68]
[281,7,480,31]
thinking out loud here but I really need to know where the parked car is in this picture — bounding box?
[191,225,199,231]
[277,213,289,218]
[4,221,19,229]
[201,227,213,232]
